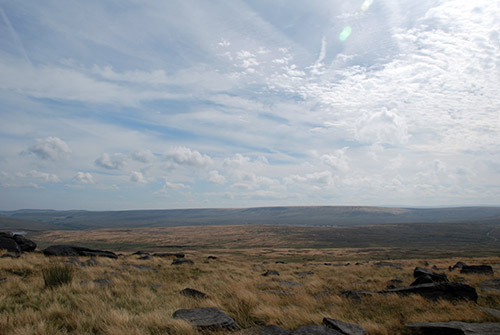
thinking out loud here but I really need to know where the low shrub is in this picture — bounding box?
[42,264,74,288]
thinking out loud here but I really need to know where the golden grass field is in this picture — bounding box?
[1,225,500,334]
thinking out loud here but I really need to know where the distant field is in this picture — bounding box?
[31,222,500,260]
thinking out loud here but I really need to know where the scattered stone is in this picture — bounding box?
[153,252,185,258]
[150,284,162,290]
[461,265,494,275]
[180,287,208,299]
[374,261,402,269]
[431,265,440,271]
[275,261,285,264]
[293,325,343,335]
[131,251,150,256]
[207,256,218,260]
[172,258,193,265]
[296,271,314,276]
[480,307,500,319]
[406,321,500,335]
[275,281,302,287]
[383,282,478,302]
[341,290,373,301]
[323,317,367,335]
[67,257,86,267]
[260,325,290,335]
[0,237,21,254]
[410,275,435,286]
[1,253,20,258]
[173,307,240,331]
[452,261,468,270]
[314,291,330,299]
[262,270,280,276]
[479,278,500,292]
[137,255,152,260]
[413,267,448,283]
[43,245,117,259]
[85,258,99,267]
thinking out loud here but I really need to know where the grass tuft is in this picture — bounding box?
[42,264,74,288]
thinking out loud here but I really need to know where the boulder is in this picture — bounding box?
[383,282,478,302]
[172,258,193,265]
[461,265,494,275]
[262,270,280,276]
[293,325,343,335]
[410,275,436,287]
[452,261,468,270]
[413,267,448,283]
[12,234,36,252]
[180,288,208,299]
[153,252,185,258]
[43,245,118,259]
[260,325,290,335]
[172,307,240,331]
[323,318,366,335]
[406,321,500,335]
[0,237,21,253]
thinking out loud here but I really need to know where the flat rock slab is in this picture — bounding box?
[323,318,367,335]
[180,287,208,299]
[461,265,494,275]
[43,245,117,259]
[260,325,343,335]
[383,282,478,302]
[173,307,240,331]
[172,259,194,265]
[406,321,500,335]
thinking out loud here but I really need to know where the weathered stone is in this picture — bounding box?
[137,255,152,260]
[323,318,367,335]
[410,275,435,286]
[479,278,500,292]
[461,265,494,275]
[413,267,448,283]
[207,256,218,260]
[85,258,99,267]
[262,270,280,276]
[452,261,468,270]
[341,290,373,301]
[406,321,500,335]
[173,307,240,331]
[12,235,36,252]
[374,261,402,269]
[383,282,478,302]
[1,253,19,258]
[43,245,117,259]
[172,258,193,265]
[180,287,208,299]
[480,307,500,319]
[292,325,343,335]
[153,252,185,258]
[260,325,290,335]
[0,237,21,253]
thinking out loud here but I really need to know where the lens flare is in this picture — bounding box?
[361,0,373,11]
[339,26,352,41]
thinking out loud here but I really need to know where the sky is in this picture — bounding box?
[0,0,499,210]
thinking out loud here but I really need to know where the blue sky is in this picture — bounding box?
[0,0,499,210]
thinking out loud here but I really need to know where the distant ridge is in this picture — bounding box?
[1,206,500,231]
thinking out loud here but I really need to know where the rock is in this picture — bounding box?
[323,318,367,335]
[479,278,500,292]
[410,275,435,286]
[0,237,21,254]
[180,288,208,299]
[275,261,285,264]
[275,281,302,287]
[452,261,468,270]
[85,258,99,266]
[406,321,500,335]
[262,270,280,276]
[480,307,500,319]
[413,267,448,283]
[341,290,373,301]
[0,277,6,282]
[131,251,150,256]
[374,261,402,269]
[207,256,217,260]
[293,325,343,335]
[43,245,117,259]
[383,282,478,302]
[461,265,494,275]
[172,307,240,331]
[172,259,193,265]
[67,257,86,267]
[296,271,314,276]
[153,252,185,258]
[12,235,36,252]
[260,325,290,335]
[137,255,152,260]
[81,278,112,287]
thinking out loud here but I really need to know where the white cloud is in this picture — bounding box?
[130,171,147,184]
[164,147,212,167]
[24,137,71,161]
[286,171,334,186]
[73,172,94,184]
[159,178,189,191]
[25,170,60,183]
[355,109,409,145]
[208,170,226,185]
[131,149,154,163]
[95,153,127,170]
[321,147,349,172]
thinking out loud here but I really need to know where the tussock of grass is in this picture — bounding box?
[0,252,499,335]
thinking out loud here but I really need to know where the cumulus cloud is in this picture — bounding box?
[95,153,127,170]
[158,178,189,192]
[25,170,60,183]
[321,147,350,172]
[130,171,147,184]
[223,153,251,167]
[131,149,154,163]
[73,172,94,184]
[24,137,71,160]
[355,109,409,145]
[208,170,227,185]
[286,171,334,186]
[164,147,212,167]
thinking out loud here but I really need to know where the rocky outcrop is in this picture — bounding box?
[383,282,478,302]
[406,321,500,334]
[172,258,193,265]
[460,265,494,275]
[180,288,208,299]
[172,307,240,331]
[413,267,448,283]
[0,232,36,253]
[262,270,280,276]
[153,252,184,258]
[43,245,118,259]
[323,318,367,335]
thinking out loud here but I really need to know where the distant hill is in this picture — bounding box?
[1,206,500,231]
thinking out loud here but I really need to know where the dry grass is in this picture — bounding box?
[1,248,500,335]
